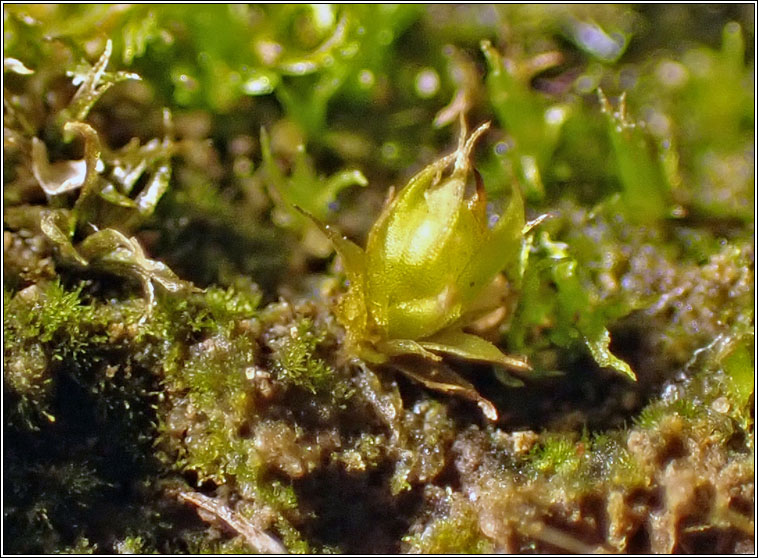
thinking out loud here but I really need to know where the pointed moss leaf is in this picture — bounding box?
[553,256,635,380]
[392,360,498,421]
[321,169,368,208]
[585,329,636,381]
[261,128,367,226]
[378,339,442,362]
[99,183,138,208]
[294,206,365,285]
[458,183,526,297]
[40,210,88,266]
[134,161,171,217]
[64,39,141,123]
[296,206,373,354]
[420,328,530,372]
[64,122,104,226]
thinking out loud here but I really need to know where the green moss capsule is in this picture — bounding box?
[307,121,535,419]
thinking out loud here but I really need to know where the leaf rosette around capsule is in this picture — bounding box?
[304,121,538,420]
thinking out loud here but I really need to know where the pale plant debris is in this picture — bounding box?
[4,57,35,75]
[175,490,287,554]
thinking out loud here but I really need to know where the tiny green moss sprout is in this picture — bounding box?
[529,435,583,477]
[269,318,335,395]
[403,489,493,553]
[4,280,104,427]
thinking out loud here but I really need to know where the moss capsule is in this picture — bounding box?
[306,121,534,419]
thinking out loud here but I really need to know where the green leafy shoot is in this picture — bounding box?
[260,127,367,256]
[304,121,535,420]
[482,39,570,201]
[30,94,187,313]
[597,89,672,223]
[511,231,636,381]
[60,39,141,126]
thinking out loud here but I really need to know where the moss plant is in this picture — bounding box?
[4,5,754,555]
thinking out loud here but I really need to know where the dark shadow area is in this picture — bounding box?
[295,464,421,553]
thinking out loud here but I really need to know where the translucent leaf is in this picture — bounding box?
[585,330,636,381]
[378,339,442,362]
[4,57,34,75]
[31,138,90,195]
[458,183,526,300]
[99,184,138,208]
[419,328,530,372]
[134,161,171,217]
[42,117,174,232]
[78,228,193,294]
[40,210,87,266]
[108,110,175,221]
[391,360,499,421]
[295,206,365,286]
[63,122,103,221]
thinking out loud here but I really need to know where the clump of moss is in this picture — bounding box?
[435,354,753,553]
[403,486,494,553]
[4,280,107,426]
[3,282,163,554]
